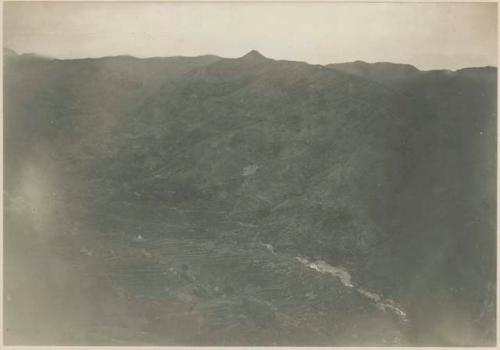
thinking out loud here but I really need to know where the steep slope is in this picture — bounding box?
[85,51,429,272]
[329,61,497,344]
[3,49,496,346]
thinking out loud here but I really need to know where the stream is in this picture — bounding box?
[295,256,409,324]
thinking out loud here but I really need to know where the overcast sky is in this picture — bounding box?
[3,1,497,70]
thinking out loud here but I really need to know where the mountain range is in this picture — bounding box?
[3,48,496,346]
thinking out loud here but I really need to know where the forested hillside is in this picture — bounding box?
[4,49,496,345]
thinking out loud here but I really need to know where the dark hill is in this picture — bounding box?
[328,60,420,85]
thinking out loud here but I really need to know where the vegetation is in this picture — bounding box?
[4,49,496,345]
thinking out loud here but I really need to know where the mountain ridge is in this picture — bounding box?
[4,47,496,72]
[3,46,496,346]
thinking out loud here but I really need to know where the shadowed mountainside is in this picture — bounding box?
[4,49,496,346]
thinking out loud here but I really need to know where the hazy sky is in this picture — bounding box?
[3,2,498,70]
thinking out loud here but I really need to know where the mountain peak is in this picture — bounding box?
[240,50,267,60]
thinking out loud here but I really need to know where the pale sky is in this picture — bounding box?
[3,1,498,70]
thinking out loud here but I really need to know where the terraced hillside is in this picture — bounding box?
[4,49,496,345]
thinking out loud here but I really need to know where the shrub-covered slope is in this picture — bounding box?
[4,49,496,345]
